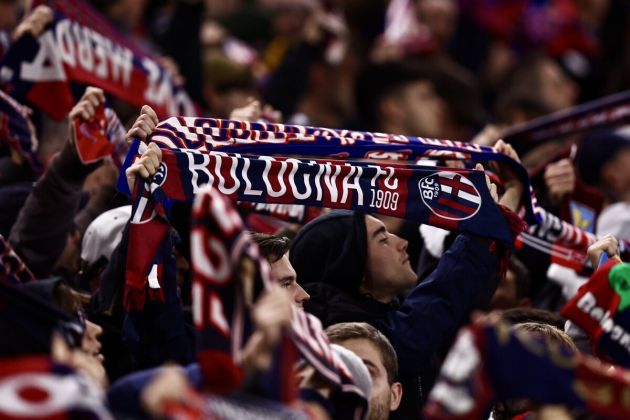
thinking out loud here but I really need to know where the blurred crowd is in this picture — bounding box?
[2,0,630,419]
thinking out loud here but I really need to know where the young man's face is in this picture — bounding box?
[363,216,417,301]
[269,253,310,307]
[336,338,402,420]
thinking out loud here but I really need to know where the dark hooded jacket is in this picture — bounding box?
[291,211,500,417]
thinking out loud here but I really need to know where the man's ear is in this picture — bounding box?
[389,382,403,411]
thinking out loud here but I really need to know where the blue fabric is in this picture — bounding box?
[372,235,499,377]
[107,363,202,418]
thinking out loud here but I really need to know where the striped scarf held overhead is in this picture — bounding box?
[136,116,538,225]
[123,145,525,311]
[190,186,368,414]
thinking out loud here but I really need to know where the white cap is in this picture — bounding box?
[80,205,132,266]
[330,343,372,403]
[597,202,630,240]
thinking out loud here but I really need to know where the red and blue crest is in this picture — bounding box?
[419,171,482,221]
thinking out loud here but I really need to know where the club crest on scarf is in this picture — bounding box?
[419,171,482,221]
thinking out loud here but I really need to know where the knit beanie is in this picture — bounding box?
[289,211,367,295]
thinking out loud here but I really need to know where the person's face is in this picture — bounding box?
[82,320,104,364]
[398,80,445,137]
[337,338,402,420]
[538,60,578,111]
[364,216,417,301]
[270,253,310,307]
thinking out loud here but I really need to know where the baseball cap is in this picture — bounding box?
[80,205,131,267]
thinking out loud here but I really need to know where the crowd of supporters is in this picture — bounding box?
[2,0,630,419]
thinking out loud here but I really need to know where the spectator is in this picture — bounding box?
[326,322,403,420]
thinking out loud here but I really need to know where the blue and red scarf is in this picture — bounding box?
[0,235,35,285]
[561,261,630,368]
[135,146,517,241]
[71,102,128,168]
[0,0,197,120]
[190,186,367,413]
[503,89,630,147]
[424,320,630,419]
[138,116,538,224]
[0,356,111,419]
[0,90,41,172]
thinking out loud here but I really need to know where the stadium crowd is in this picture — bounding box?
[2,0,630,419]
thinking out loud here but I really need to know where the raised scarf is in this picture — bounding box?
[0,89,40,172]
[0,0,197,120]
[561,261,630,368]
[424,320,630,419]
[191,185,368,413]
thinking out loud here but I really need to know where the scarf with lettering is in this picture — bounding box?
[191,186,368,415]
[138,116,538,224]
[0,0,197,121]
[424,320,630,420]
[0,89,40,172]
[0,234,35,284]
[0,356,112,419]
[561,261,630,368]
[131,116,630,276]
[123,145,525,311]
[71,102,128,168]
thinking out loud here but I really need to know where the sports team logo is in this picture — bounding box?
[152,162,168,187]
[419,171,481,221]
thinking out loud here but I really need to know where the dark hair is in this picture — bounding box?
[508,256,530,300]
[500,307,566,331]
[355,59,437,130]
[250,232,290,263]
[325,322,398,384]
[513,322,577,352]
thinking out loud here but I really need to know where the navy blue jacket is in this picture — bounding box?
[303,234,499,417]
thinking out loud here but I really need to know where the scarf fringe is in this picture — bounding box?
[123,272,147,312]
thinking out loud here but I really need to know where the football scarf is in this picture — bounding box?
[0,0,196,120]
[0,356,112,419]
[561,261,630,368]
[0,235,35,285]
[0,89,41,172]
[503,89,630,147]
[191,186,368,414]
[71,102,128,168]
[133,146,518,244]
[124,177,170,310]
[141,116,538,224]
[424,320,630,420]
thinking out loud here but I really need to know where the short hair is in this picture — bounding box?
[250,233,290,263]
[508,256,530,300]
[513,322,578,353]
[325,322,398,384]
[500,307,566,331]
[355,59,437,130]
